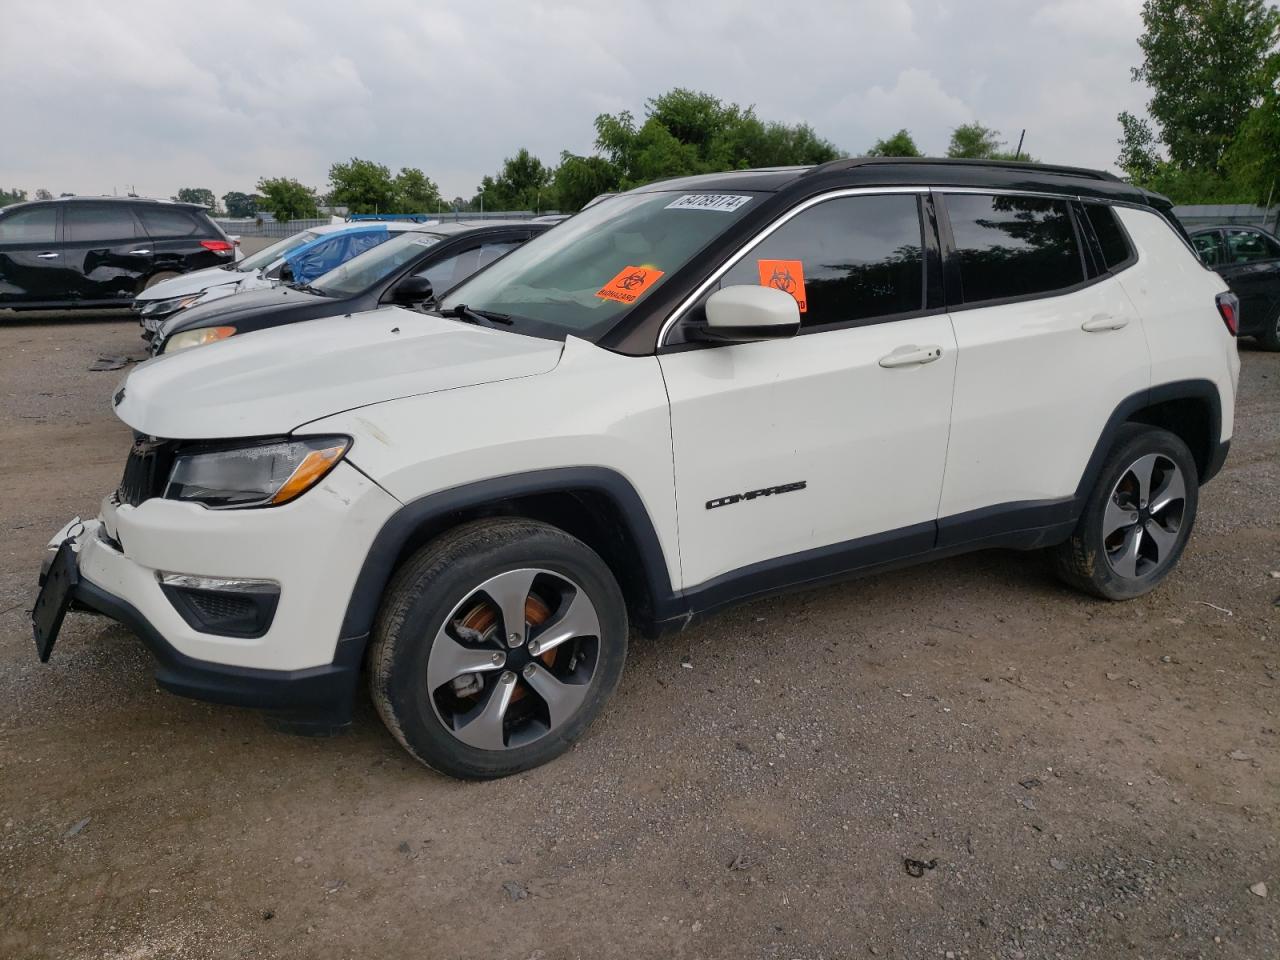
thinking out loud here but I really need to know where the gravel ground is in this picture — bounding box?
[0,314,1276,960]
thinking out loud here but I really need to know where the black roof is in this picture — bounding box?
[1,195,209,214]
[632,158,1170,210]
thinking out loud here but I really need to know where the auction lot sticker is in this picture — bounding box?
[596,265,665,304]
[757,259,807,312]
[665,194,753,212]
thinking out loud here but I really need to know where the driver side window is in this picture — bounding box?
[416,241,520,297]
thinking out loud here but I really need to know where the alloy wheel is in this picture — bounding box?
[1102,453,1187,579]
[426,568,602,750]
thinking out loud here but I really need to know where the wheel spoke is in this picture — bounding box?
[427,632,504,693]
[1144,520,1178,560]
[528,590,600,657]
[1132,454,1159,504]
[1110,524,1143,579]
[453,672,517,750]
[480,569,539,647]
[522,663,590,730]
[1149,464,1185,516]
[1103,496,1137,539]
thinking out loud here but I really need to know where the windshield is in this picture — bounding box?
[439,190,762,340]
[310,231,444,297]
[236,231,320,272]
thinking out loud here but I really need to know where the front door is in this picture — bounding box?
[658,192,957,595]
[0,205,65,305]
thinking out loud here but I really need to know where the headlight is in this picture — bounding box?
[141,294,204,317]
[164,437,351,509]
[161,326,237,354]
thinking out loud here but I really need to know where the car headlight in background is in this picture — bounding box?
[141,294,204,317]
[161,326,237,353]
[164,437,351,509]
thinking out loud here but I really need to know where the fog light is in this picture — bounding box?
[158,572,280,638]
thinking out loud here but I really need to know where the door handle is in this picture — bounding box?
[36,252,59,259]
[1081,313,1129,332]
[128,249,152,255]
[879,344,943,368]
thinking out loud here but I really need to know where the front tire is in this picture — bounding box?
[368,518,628,779]
[1053,424,1198,600]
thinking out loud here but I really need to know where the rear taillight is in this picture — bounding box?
[1216,291,1239,336]
[200,239,234,254]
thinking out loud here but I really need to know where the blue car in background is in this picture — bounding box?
[133,219,434,329]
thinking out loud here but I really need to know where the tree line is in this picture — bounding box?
[1117,0,1279,205]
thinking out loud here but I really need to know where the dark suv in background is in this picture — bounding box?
[0,196,234,310]
[1190,223,1280,350]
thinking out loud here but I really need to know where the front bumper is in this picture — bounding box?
[42,461,401,719]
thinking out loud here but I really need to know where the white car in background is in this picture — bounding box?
[133,220,436,335]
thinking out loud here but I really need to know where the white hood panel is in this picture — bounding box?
[134,265,249,302]
[113,308,564,439]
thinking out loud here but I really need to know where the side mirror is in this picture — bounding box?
[696,285,801,342]
[392,275,434,304]
[276,262,294,284]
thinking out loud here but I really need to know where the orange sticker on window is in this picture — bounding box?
[757,259,807,313]
[595,265,665,304]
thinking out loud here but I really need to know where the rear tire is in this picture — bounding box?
[141,271,180,292]
[1052,424,1198,600]
[368,518,628,779]
[1257,303,1280,352]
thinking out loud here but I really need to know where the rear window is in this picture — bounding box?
[1226,229,1280,263]
[945,194,1084,304]
[0,206,56,244]
[1083,203,1133,271]
[65,204,142,243]
[137,206,205,238]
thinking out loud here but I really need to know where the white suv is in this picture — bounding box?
[33,160,1240,779]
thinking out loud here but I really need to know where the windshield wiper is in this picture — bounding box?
[293,283,329,297]
[439,303,513,327]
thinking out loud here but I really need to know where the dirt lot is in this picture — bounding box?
[1,314,1276,960]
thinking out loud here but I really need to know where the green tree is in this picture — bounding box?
[866,129,923,157]
[327,157,397,214]
[553,153,619,211]
[1116,110,1162,182]
[471,148,555,211]
[1122,0,1280,172]
[1225,51,1280,202]
[392,167,441,213]
[255,177,319,220]
[221,191,259,218]
[0,187,27,206]
[34,188,53,201]
[946,123,1004,159]
[175,187,216,210]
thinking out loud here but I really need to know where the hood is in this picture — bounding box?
[135,264,244,302]
[157,284,326,340]
[114,308,564,439]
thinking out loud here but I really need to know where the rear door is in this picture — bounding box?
[935,193,1149,543]
[137,205,223,275]
[61,203,154,302]
[658,191,957,591]
[1221,228,1280,334]
[0,204,65,305]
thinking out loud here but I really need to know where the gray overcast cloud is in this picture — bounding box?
[1,0,1150,202]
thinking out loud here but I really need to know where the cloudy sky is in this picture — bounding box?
[1,0,1152,203]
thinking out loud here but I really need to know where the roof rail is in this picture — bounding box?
[803,156,1122,183]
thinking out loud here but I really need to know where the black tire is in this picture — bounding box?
[1257,303,1280,352]
[1052,424,1199,600]
[141,271,180,292]
[368,518,628,779]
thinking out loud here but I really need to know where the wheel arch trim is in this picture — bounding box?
[338,467,679,644]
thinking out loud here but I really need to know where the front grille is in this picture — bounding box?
[118,436,176,507]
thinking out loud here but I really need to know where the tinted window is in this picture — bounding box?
[416,240,522,295]
[1192,231,1224,266]
[64,204,141,242]
[1083,203,1132,270]
[1226,229,1280,263]
[138,206,202,238]
[0,207,56,244]
[720,194,924,329]
[946,194,1083,303]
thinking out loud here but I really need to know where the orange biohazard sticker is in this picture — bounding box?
[595,265,665,304]
[757,259,807,313]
